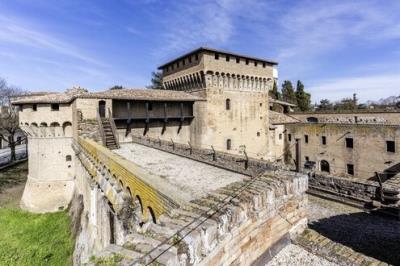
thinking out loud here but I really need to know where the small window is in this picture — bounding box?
[195,54,199,60]
[182,59,185,65]
[177,61,180,67]
[345,138,353,148]
[387,141,395,153]
[259,103,262,107]
[246,59,249,65]
[254,61,257,67]
[19,105,23,112]
[226,139,231,150]
[279,134,282,140]
[304,135,309,144]
[262,62,266,68]
[226,99,231,110]
[347,164,354,175]
[305,156,309,161]
[188,57,192,63]
[257,132,260,137]
[322,136,327,145]
[226,55,230,62]
[171,64,174,70]
[147,102,153,111]
[236,57,240,63]
[66,155,72,162]
[288,134,292,142]
[215,53,219,60]
[33,104,37,111]
[51,104,59,111]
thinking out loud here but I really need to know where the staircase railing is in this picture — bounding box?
[108,108,120,148]
[96,107,106,146]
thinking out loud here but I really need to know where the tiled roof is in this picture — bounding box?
[269,111,300,125]
[12,88,205,104]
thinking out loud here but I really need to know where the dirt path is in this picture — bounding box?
[0,161,28,208]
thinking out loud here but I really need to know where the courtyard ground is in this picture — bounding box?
[0,163,74,266]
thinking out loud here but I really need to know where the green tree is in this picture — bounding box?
[148,71,163,90]
[295,80,311,111]
[334,97,357,110]
[281,80,296,104]
[109,85,124,90]
[269,81,281,100]
[318,99,333,110]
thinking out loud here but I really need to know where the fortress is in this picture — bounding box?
[12,47,309,265]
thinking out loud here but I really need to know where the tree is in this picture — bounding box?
[295,80,311,111]
[269,80,281,100]
[0,78,25,162]
[148,71,163,90]
[109,85,124,90]
[334,97,357,111]
[318,99,333,110]
[281,80,296,104]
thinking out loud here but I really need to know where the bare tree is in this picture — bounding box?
[0,78,25,161]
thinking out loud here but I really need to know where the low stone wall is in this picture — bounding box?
[308,173,400,211]
[89,171,308,265]
[131,135,278,177]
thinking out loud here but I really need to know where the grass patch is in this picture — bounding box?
[0,208,74,266]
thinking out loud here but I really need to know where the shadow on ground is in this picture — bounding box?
[309,211,400,265]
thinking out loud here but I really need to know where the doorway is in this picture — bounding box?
[99,100,106,118]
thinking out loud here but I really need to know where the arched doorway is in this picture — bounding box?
[99,100,106,118]
[321,160,330,173]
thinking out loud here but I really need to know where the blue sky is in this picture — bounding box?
[0,0,399,103]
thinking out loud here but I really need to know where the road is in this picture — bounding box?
[0,145,27,166]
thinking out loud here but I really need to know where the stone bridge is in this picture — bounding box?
[72,138,309,265]
[74,137,181,223]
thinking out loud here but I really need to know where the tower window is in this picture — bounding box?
[322,136,327,145]
[215,53,219,60]
[66,155,72,162]
[226,99,231,110]
[387,141,395,153]
[279,134,282,140]
[51,104,59,111]
[347,164,354,175]
[226,139,231,150]
[257,132,260,137]
[226,56,230,62]
[262,62,266,68]
[245,59,249,65]
[236,57,240,63]
[254,61,257,67]
[345,138,353,148]
[288,134,292,142]
[33,104,37,111]
[304,135,309,144]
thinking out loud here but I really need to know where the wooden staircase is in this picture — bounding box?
[101,118,119,150]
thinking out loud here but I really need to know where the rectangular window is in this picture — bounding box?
[195,54,199,60]
[262,62,266,68]
[19,105,23,112]
[226,55,230,62]
[177,62,180,67]
[345,138,353,148]
[279,133,282,140]
[188,57,192,63]
[322,136,327,145]
[236,57,240,63]
[51,104,59,111]
[182,59,185,65]
[387,141,395,153]
[215,53,219,60]
[254,61,257,67]
[305,156,309,161]
[347,164,354,175]
[304,135,309,144]
[246,59,249,65]
[288,134,292,142]
[226,139,231,150]
[33,104,37,111]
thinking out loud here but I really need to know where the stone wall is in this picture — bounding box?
[131,135,278,177]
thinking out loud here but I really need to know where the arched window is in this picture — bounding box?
[226,99,231,110]
[321,160,330,173]
[226,139,232,150]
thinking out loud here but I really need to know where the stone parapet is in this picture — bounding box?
[131,135,278,177]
